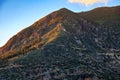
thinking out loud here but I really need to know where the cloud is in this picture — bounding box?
[68,0,108,6]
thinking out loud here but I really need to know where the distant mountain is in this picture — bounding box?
[0,6,120,80]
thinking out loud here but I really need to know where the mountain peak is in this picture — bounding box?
[59,8,70,11]
[57,8,73,13]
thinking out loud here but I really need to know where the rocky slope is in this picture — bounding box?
[0,6,120,80]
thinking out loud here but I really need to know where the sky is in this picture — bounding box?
[0,0,120,47]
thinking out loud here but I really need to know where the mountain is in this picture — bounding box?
[79,6,120,25]
[0,6,120,80]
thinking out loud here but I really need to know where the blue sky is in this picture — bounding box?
[0,0,120,47]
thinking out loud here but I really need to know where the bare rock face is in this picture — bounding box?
[0,6,120,80]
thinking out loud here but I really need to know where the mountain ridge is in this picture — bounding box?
[1,6,120,51]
